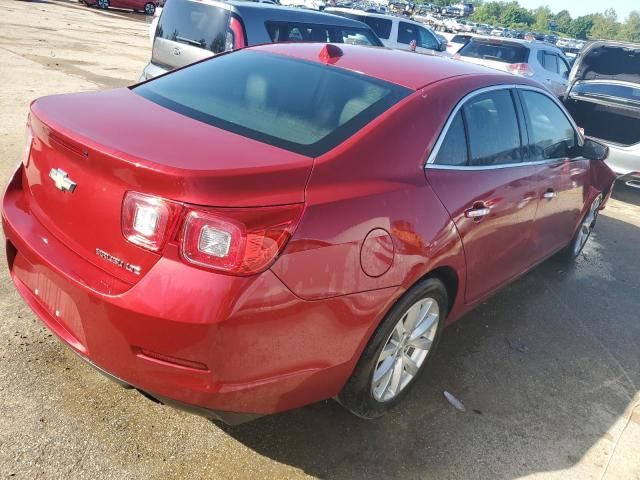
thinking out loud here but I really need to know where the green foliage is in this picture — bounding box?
[466,1,639,42]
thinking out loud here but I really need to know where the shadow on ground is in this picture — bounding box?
[613,180,640,207]
[220,213,640,479]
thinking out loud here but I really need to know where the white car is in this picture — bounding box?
[490,27,506,37]
[446,33,473,55]
[326,8,448,57]
[279,0,325,10]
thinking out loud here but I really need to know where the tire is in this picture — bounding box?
[97,0,109,9]
[559,193,603,262]
[338,277,448,419]
[144,2,156,15]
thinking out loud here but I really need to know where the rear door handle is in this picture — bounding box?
[465,203,490,219]
[543,189,557,200]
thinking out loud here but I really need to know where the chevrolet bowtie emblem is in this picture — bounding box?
[49,168,77,193]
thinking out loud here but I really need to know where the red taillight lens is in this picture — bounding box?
[507,63,534,77]
[180,204,303,275]
[122,192,181,252]
[225,16,246,50]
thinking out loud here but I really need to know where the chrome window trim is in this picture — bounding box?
[425,83,583,171]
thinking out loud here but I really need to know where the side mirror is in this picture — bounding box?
[439,42,447,52]
[582,138,609,161]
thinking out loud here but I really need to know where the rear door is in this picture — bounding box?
[425,87,540,303]
[517,87,587,257]
[152,0,232,70]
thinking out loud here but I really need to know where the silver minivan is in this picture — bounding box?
[140,0,383,81]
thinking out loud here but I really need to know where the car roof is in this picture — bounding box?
[223,1,372,27]
[250,42,512,90]
[470,36,563,52]
[326,7,422,25]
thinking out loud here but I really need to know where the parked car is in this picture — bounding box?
[140,0,383,80]
[565,41,640,181]
[279,0,326,11]
[3,42,615,423]
[446,33,473,54]
[326,8,447,55]
[456,38,571,98]
[86,0,159,15]
[490,26,506,37]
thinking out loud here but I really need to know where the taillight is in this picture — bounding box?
[122,192,181,252]
[507,63,534,77]
[180,204,303,275]
[225,16,246,51]
[453,53,461,60]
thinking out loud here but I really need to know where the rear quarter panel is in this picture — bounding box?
[271,81,480,321]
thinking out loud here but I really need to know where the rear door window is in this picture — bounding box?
[265,22,381,46]
[156,0,230,53]
[463,90,523,166]
[134,50,411,157]
[520,90,576,160]
[329,12,392,39]
[538,51,559,73]
[459,40,528,64]
[434,112,468,166]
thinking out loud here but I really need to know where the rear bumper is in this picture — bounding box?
[138,61,170,82]
[2,165,389,421]
[603,142,640,176]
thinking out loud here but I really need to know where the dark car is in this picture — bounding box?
[140,0,383,80]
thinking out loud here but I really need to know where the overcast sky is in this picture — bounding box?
[515,0,635,20]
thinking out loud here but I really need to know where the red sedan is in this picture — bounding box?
[85,0,158,15]
[2,43,616,423]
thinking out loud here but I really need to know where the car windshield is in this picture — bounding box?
[459,40,528,64]
[134,50,411,157]
[572,82,640,105]
[265,22,383,46]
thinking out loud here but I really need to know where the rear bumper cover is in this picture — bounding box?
[2,164,390,421]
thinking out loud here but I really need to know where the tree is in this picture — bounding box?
[553,9,573,34]
[566,15,594,39]
[589,9,620,40]
[470,1,503,24]
[619,11,640,42]
[532,6,553,32]
[500,2,533,27]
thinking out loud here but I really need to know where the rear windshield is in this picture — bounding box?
[459,40,528,64]
[331,12,392,40]
[134,50,411,157]
[265,22,382,46]
[451,35,471,44]
[155,0,230,53]
[572,82,640,105]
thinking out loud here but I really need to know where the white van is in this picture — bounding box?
[325,8,449,57]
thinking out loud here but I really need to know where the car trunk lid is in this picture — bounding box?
[25,89,312,284]
[570,41,640,86]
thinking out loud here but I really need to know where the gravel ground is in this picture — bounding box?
[0,1,639,479]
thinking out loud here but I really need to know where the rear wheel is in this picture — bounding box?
[560,193,603,261]
[338,277,447,419]
[97,0,109,9]
[144,2,155,15]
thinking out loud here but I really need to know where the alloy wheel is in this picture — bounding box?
[144,3,155,15]
[573,195,602,257]
[371,297,439,402]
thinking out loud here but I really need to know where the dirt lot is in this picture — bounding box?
[1,1,639,479]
